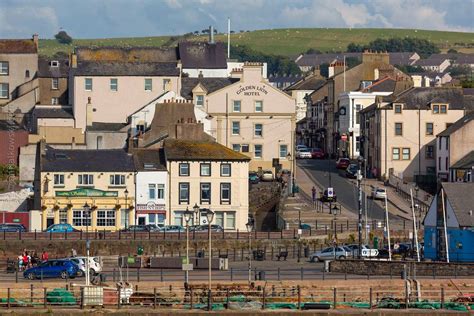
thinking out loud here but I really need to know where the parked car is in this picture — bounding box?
[297,149,312,159]
[191,225,224,232]
[371,188,387,200]
[336,158,351,169]
[45,224,80,233]
[320,189,337,202]
[70,256,102,276]
[309,246,352,262]
[345,244,379,258]
[296,145,308,151]
[261,170,274,181]
[310,148,325,159]
[345,164,359,179]
[120,225,161,232]
[249,172,260,184]
[163,225,185,233]
[23,259,78,280]
[0,223,27,232]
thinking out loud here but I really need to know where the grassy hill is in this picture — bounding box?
[39,28,474,57]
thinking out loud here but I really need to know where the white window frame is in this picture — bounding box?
[254,123,263,137]
[110,78,118,91]
[402,148,410,160]
[179,163,190,176]
[220,183,231,204]
[232,121,240,135]
[196,95,204,107]
[85,78,93,91]
[78,174,94,186]
[0,61,8,75]
[225,212,236,229]
[232,144,241,152]
[72,210,91,226]
[220,164,231,177]
[144,78,152,91]
[255,100,263,112]
[0,83,9,99]
[51,97,59,105]
[279,144,288,158]
[148,184,156,199]
[200,163,211,176]
[53,174,64,186]
[157,184,165,199]
[51,78,59,90]
[109,174,125,186]
[233,100,241,112]
[162,78,171,91]
[392,148,400,160]
[254,144,262,158]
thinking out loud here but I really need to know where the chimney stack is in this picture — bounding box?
[32,34,39,51]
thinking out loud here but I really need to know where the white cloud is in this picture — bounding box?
[0,6,59,38]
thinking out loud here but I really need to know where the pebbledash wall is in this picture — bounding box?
[206,63,296,171]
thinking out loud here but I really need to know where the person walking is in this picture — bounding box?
[41,250,49,262]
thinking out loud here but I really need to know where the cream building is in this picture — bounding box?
[38,146,135,231]
[164,139,250,231]
[204,63,296,171]
[360,87,469,181]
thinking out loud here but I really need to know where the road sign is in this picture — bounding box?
[182,263,193,271]
[327,187,334,198]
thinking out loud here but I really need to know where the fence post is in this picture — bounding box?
[113,268,116,282]
[160,269,164,282]
[226,288,230,309]
[30,284,33,303]
[207,289,212,311]
[7,288,10,309]
[190,288,193,310]
[117,286,121,309]
[43,287,47,309]
[369,287,373,309]
[153,287,157,309]
[15,270,18,283]
[333,288,337,309]
[441,287,445,309]
[80,287,84,309]
[137,268,140,282]
[262,287,266,310]
[297,285,301,310]
[405,280,409,309]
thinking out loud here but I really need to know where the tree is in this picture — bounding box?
[305,48,321,54]
[54,31,72,44]
[447,65,471,77]
[447,48,458,53]
[346,37,440,57]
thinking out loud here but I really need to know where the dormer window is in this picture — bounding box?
[433,104,447,114]
[50,61,59,67]
[394,104,402,114]
[196,95,204,107]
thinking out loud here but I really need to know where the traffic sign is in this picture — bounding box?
[327,187,334,198]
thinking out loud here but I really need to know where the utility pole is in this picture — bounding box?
[357,157,363,259]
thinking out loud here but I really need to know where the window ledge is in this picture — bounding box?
[53,185,65,188]
[108,185,127,188]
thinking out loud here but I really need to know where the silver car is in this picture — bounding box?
[309,246,352,262]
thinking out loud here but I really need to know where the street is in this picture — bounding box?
[297,159,399,222]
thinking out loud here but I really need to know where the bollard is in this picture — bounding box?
[153,288,157,309]
[30,284,34,303]
[117,286,121,309]
[80,287,84,309]
[207,289,212,311]
[262,287,266,310]
[7,288,10,309]
[369,288,373,309]
[297,286,301,310]
[43,288,47,308]
[333,288,337,309]
[441,287,445,309]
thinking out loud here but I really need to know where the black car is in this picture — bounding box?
[320,189,337,202]
[120,225,161,232]
[345,164,359,179]
[0,223,27,232]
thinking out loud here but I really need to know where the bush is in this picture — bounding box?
[347,37,440,57]
[54,31,72,44]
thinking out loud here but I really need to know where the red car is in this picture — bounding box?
[311,148,325,159]
[336,158,351,169]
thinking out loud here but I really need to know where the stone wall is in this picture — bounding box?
[330,259,473,277]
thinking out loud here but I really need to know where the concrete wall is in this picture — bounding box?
[0,53,38,105]
[19,143,37,186]
[85,131,127,150]
[73,75,179,131]
[168,160,249,230]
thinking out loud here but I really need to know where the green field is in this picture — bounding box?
[39,28,474,57]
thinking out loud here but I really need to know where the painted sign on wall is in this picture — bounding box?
[56,188,118,197]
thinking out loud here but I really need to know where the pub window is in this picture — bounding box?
[78,174,94,186]
[54,174,64,186]
[97,210,116,226]
[110,174,125,186]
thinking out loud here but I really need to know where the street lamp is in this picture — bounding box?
[331,204,339,260]
[206,209,214,291]
[183,207,193,285]
[246,221,253,284]
[193,203,200,226]
[83,202,91,286]
[357,156,364,259]
[286,153,295,197]
[124,189,129,229]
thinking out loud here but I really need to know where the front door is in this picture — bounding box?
[46,218,54,229]
[138,216,146,226]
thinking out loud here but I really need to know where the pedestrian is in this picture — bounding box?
[18,254,23,271]
[311,186,317,203]
[71,248,77,257]
[41,250,48,262]
[22,252,28,269]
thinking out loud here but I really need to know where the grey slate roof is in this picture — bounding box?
[178,42,227,69]
[42,147,135,172]
[361,77,397,93]
[180,77,238,100]
[393,87,466,110]
[87,122,128,132]
[437,112,474,136]
[285,74,326,91]
[133,149,167,171]
[295,53,362,67]
[415,58,449,67]
[74,61,179,76]
[32,107,73,119]
[442,182,474,227]
[451,151,474,169]
[37,58,69,78]
[388,52,418,66]
[164,139,250,161]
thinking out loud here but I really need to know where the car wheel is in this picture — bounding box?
[27,272,35,280]
[77,270,84,277]
[90,268,96,276]
[315,256,321,262]
[60,271,69,279]
[338,255,346,260]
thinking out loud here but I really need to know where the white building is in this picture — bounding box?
[134,149,168,226]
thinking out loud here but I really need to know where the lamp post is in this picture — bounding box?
[357,156,364,259]
[331,204,339,260]
[193,203,200,226]
[206,209,214,291]
[183,207,193,285]
[124,189,129,229]
[246,221,253,284]
[286,153,294,197]
[83,202,91,286]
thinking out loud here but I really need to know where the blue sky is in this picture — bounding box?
[0,0,472,39]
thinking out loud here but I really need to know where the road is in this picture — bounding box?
[297,159,398,222]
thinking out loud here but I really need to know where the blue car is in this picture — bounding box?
[45,224,80,233]
[23,259,78,280]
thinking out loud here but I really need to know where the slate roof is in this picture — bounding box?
[133,149,167,171]
[451,151,474,169]
[285,74,325,91]
[426,53,474,65]
[437,112,474,136]
[32,107,73,119]
[415,58,449,66]
[0,120,25,131]
[178,42,227,69]
[74,61,179,76]
[0,39,37,54]
[164,139,250,161]
[295,53,361,67]
[42,147,135,172]
[87,122,128,132]
[180,77,238,100]
[361,76,397,93]
[388,52,418,66]
[393,87,466,110]
[442,182,474,227]
[37,58,69,78]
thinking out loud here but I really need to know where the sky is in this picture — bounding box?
[0,0,472,39]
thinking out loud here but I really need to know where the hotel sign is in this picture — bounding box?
[56,188,118,197]
[236,85,269,96]
[136,202,166,211]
